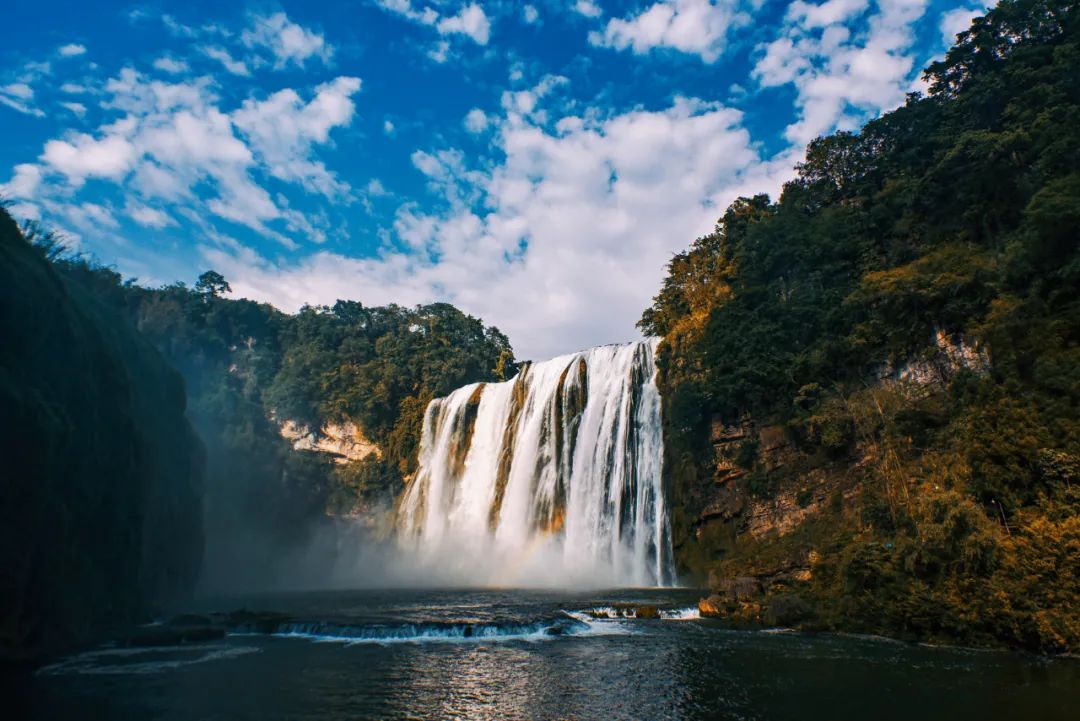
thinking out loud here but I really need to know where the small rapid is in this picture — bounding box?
[251,615,628,645]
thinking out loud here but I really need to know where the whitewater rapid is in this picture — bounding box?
[397,340,673,587]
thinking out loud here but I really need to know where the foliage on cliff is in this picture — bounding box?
[643,0,1080,652]
[49,256,515,587]
[0,209,204,665]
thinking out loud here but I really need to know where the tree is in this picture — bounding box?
[195,270,231,297]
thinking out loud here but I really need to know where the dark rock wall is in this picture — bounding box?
[0,210,204,666]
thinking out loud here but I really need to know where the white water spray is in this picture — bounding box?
[398,340,673,587]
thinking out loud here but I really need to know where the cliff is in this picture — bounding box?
[0,210,204,666]
[646,0,1080,653]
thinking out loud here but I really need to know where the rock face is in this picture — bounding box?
[687,332,989,631]
[0,210,204,666]
[886,329,990,386]
[688,414,846,627]
[280,420,381,464]
[694,420,847,541]
[698,595,725,618]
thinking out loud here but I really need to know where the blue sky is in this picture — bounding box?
[1,0,991,358]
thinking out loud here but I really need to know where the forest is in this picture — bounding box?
[643,0,1079,652]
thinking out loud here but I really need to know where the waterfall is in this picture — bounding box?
[397,340,673,587]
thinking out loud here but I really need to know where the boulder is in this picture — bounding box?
[698,594,726,618]
[634,605,661,619]
[716,576,761,601]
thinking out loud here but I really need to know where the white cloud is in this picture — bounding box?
[153,56,190,74]
[436,4,491,45]
[6,202,41,221]
[376,1,491,46]
[60,82,89,93]
[2,83,33,100]
[0,163,43,199]
[65,202,120,233]
[83,202,118,227]
[23,67,361,249]
[201,46,250,76]
[574,0,603,19]
[202,82,798,359]
[60,101,87,117]
[592,0,754,63]
[787,0,869,28]
[127,202,176,228]
[41,133,137,183]
[376,0,437,24]
[464,108,489,133]
[232,76,362,197]
[241,12,333,67]
[523,5,540,24]
[753,0,930,146]
[0,77,46,116]
[428,40,452,63]
[384,119,396,135]
[58,43,87,57]
[939,3,991,44]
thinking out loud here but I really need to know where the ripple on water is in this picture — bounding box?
[37,644,262,676]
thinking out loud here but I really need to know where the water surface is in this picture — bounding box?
[15,588,1079,720]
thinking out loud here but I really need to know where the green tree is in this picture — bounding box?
[194,270,231,297]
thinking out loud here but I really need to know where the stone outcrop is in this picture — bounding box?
[280,420,381,464]
[694,420,843,540]
[709,415,752,485]
[883,329,990,386]
[690,332,987,631]
[698,577,762,620]
[584,604,661,619]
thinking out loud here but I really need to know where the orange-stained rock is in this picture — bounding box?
[698,594,726,618]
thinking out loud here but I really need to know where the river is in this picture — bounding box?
[15,587,1079,720]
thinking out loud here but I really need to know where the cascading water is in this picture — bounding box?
[397,340,674,587]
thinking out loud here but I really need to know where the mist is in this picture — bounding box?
[194,510,663,596]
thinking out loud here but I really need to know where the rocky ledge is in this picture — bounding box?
[698,576,812,628]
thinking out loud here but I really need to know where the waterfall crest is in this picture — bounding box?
[397,340,673,587]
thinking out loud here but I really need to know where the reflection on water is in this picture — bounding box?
[12,588,1080,721]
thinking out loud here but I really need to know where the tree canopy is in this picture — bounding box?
[645,0,1080,652]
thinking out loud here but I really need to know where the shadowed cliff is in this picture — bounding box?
[0,208,204,666]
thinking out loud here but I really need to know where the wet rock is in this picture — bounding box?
[699,575,771,622]
[698,595,726,618]
[591,604,663,619]
[634,605,661,619]
[716,576,761,601]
